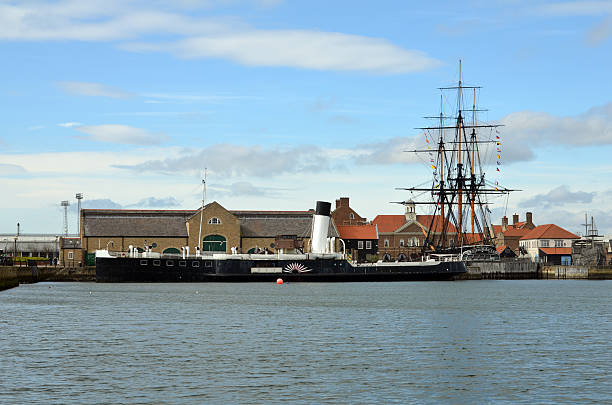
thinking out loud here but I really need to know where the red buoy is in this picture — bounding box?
[276,278,283,285]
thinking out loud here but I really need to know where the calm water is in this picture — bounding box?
[1,281,610,404]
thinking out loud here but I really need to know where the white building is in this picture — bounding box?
[519,224,580,265]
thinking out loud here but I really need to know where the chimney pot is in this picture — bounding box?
[512,214,519,225]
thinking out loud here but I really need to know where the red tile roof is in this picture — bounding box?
[539,247,572,255]
[371,214,457,233]
[496,245,508,254]
[336,224,378,240]
[503,227,532,237]
[417,215,458,233]
[372,215,406,233]
[521,224,579,240]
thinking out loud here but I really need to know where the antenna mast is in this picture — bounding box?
[61,200,70,237]
[198,169,207,250]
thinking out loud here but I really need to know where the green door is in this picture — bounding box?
[203,235,226,252]
[86,252,96,266]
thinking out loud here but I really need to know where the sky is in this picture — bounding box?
[1,0,611,238]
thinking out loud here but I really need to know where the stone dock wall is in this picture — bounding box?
[462,259,538,280]
[0,265,96,291]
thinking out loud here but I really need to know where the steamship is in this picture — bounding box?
[95,201,466,282]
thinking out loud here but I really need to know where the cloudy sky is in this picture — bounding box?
[1,0,611,237]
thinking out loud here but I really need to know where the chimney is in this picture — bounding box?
[512,214,519,225]
[502,216,508,231]
[335,199,341,209]
[526,212,533,226]
[338,197,349,207]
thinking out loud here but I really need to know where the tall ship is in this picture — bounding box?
[95,62,508,282]
[398,60,514,260]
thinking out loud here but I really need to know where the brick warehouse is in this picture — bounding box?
[77,201,339,260]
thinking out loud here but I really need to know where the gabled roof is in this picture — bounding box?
[521,224,579,240]
[372,215,406,233]
[82,209,195,237]
[336,224,378,240]
[236,211,339,238]
[496,245,508,254]
[503,227,532,237]
[372,214,457,234]
[419,215,457,233]
[539,247,572,255]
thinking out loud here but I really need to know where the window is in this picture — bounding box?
[541,240,549,247]
[140,260,148,266]
[414,238,420,247]
[399,239,404,247]
[349,213,355,220]
[68,252,74,260]
[179,261,186,267]
[366,240,372,249]
[555,240,564,247]
[384,239,389,248]
[192,261,200,268]
[208,217,221,224]
[205,261,213,268]
[358,240,364,249]
[166,260,174,267]
[153,260,161,266]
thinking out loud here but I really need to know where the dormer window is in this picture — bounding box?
[208,217,221,225]
[349,213,355,220]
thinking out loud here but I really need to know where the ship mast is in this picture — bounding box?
[471,87,476,237]
[457,60,463,244]
[439,94,445,247]
[397,60,519,255]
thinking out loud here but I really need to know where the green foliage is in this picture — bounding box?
[14,256,50,262]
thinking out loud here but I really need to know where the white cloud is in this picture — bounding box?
[210,181,283,198]
[0,163,28,176]
[519,185,596,208]
[57,81,131,98]
[588,15,612,44]
[58,122,82,127]
[115,143,335,176]
[0,1,439,74]
[73,124,169,145]
[129,196,181,208]
[537,1,612,16]
[128,30,440,73]
[498,102,612,162]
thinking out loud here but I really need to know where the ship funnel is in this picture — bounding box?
[311,201,331,254]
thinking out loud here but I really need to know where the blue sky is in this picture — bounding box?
[1,0,611,237]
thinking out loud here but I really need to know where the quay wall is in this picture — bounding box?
[461,260,538,280]
[0,265,95,291]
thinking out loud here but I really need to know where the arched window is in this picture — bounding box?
[208,217,221,224]
[203,234,226,252]
[349,213,355,220]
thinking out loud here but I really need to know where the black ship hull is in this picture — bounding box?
[95,256,466,282]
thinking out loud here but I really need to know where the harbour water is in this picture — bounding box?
[1,281,610,404]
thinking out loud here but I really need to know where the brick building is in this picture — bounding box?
[78,202,338,257]
[336,224,378,262]
[372,202,457,261]
[331,197,366,226]
[492,212,536,254]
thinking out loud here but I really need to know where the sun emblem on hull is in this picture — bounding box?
[283,262,312,273]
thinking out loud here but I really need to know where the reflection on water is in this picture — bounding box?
[1,281,610,404]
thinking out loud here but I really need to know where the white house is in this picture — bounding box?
[519,224,580,265]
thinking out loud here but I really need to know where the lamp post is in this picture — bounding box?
[14,235,18,266]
